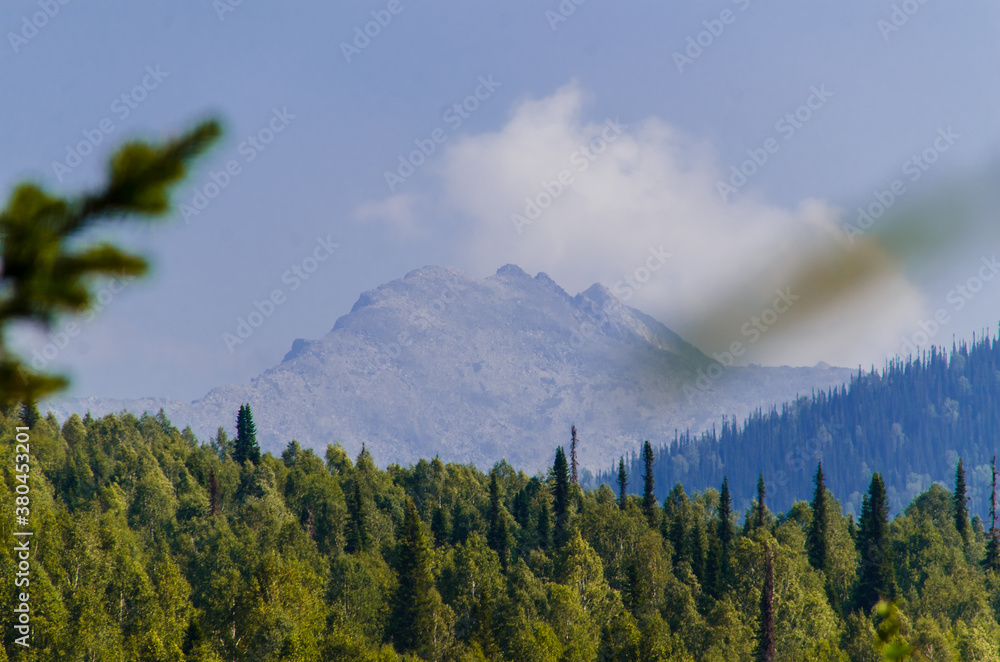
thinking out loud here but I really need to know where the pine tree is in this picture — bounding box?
[552,446,571,547]
[208,469,220,516]
[754,472,768,531]
[716,476,734,591]
[616,456,629,510]
[986,456,1000,572]
[345,480,370,553]
[487,471,512,569]
[391,498,453,657]
[807,462,828,573]
[954,457,970,539]
[19,401,41,428]
[431,505,451,547]
[854,472,895,613]
[641,440,658,528]
[512,488,531,528]
[232,404,260,465]
[570,424,579,484]
[756,541,776,662]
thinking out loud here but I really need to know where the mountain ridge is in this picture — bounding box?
[45,264,855,472]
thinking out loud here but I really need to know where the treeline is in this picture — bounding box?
[4,405,1000,660]
[600,332,1000,519]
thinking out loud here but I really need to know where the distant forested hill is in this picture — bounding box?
[601,332,1000,519]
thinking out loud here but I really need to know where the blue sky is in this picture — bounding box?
[3,0,1000,401]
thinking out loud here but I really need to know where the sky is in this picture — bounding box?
[2,0,1000,402]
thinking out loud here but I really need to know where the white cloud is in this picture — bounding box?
[362,82,927,368]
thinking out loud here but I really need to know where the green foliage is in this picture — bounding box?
[233,403,260,465]
[0,121,219,404]
[8,404,1000,661]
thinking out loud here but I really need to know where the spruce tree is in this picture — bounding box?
[854,472,895,613]
[754,472,768,531]
[616,456,629,510]
[717,476,734,588]
[208,469,220,516]
[807,462,828,572]
[512,488,531,528]
[756,541,776,662]
[570,424,579,484]
[552,447,570,547]
[345,480,370,553]
[641,440,658,528]
[954,457,970,539]
[19,401,41,429]
[487,471,511,569]
[986,456,1000,572]
[431,505,451,547]
[233,404,260,465]
[391,498,452,657]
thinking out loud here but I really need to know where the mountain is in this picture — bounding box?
[46,265,854,472]
[603,334,1000,520]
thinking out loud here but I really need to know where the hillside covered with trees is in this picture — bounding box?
[4,403,1000,661]
[603,332,1000,520]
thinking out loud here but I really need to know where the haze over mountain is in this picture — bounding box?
[46,265,854,472]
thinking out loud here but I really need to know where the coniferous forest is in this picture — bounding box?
[602,332,1000,521]
[5,397,1000,660]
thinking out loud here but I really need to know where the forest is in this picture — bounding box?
[602,332,1000,521]
[3,399,1000,661]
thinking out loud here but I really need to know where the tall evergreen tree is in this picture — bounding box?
[954,457,970,538]
[616,456,629,510]
[754,472,768,531]
[208,469,220,516]
[641,440,658,528]
[232,404,260,465]
[986,456,1000,572]
[19,400,41,428]
[717,476,734,587]
[391,498,453,657]
[552,446,570,547]
[487,471,511,569]
[570,424,579,484]
[345,480,370,553]
[807,462,829,572]
[854,472,895,613]
[756,542,776,662]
